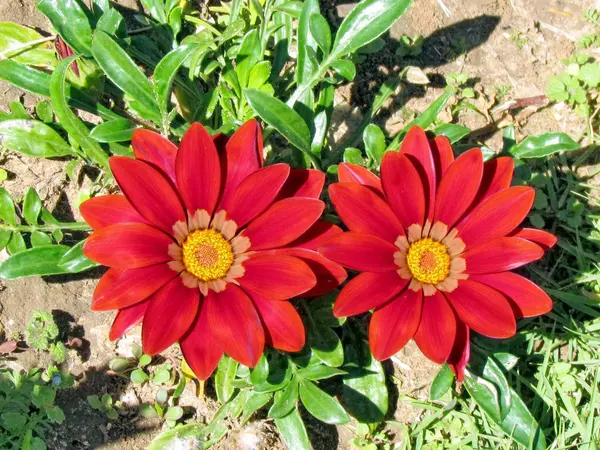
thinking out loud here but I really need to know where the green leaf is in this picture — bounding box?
[87,395,103,410]
[249,354,269,385]
[509,132,579,158]
[7,231,26,254]
[141,0,167,23]
[0,245,71,279]
[1,412,27,432]
[109,357,133,373]
[241,391,272,425]
[46,405,65,424]
[299,379,349,424]
[296,0,319,85]
[36,101,53,123]
[275,1,303,18]
[309,324,344,367]
[274,407,310,450]
[482,357,512,419]
[269,378,299,419]
[0,60,120,121]
[23,188,42,225]
[0,119,76,158]
[546,75,569,102]
[91,31,160,123]
[0,22,56,67]
[331,0,412,58]
[50,57,109,168]
[154,44,196,120]
[36,0,93,55]
[90,119,137,143]
[131,369,149,384]
[309,13,331,56]
[246,88,311,154]
[298,365,346,381]
[429,364,454,400]
[97,8,126,36]
[165,406,183,421]
[578,62,600,87]
[215,355,238,403]
[342,339,388,424]
[502,125,516,153]
[464,372,502,423]
[331,59,356,81]
[236,30,261,89]
[58,240,99,273]
[30,231,52,247]
[31,384,56,408]
[433,123,470,144]
[0,188,16,225]
[363,124,386,165]
[248,61,272,90]
[139,354,152,367]
[152,367,171,385]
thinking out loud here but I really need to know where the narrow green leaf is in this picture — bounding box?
[0,22,56,67]
[236,30,261,88]
[331,0,412,58]
[429,364,454,400]
[274,1,303,18]
[36,0,93,55]
[483,357,512,419]
[215,355,238,403]
[0,245,70,279]
[154,44,195,119]
[298,365,346,381]
[23,188,42,225]
[0,188,16,226]
[274,407,310,450]
[249,354,269,385]
[299,379,349,425]
[309,13,331,56]
[91,31,160,123]
[58,240,99,273]
[90,119,136,143]
[502,125,516,153]
[269,378,299,419]
[0,119,75,158]
[509,132,579,158]
[363,124,385,165]
[141,0,167,22]
[433,123,470,144]
[241,392,272,425]
[97,8,126,37]
[245,88,311,154]
[464,372,502,423]
[0,60,121,121]
[50,57,109,168]
[296,0,319,85]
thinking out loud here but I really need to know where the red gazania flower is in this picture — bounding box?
[319,126,556,380]
[81,120,346,379]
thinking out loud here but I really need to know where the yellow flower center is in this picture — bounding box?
[182,229,234,281]
[406,238,450,285]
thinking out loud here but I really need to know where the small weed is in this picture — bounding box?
[25,311,67,363]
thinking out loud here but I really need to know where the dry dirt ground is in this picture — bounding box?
[0,0,596,449]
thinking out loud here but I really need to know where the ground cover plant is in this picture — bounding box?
[0,0,598,449]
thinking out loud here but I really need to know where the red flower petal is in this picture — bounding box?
[287,221,343,251]
[92,264,176,311]
[457,186,535,248]
[329,183,404,242]
[447,320,469,382]
[369,289,423,360]
[429,136,454,183]
[142,277,199,355]
[242,198,324,250]
[444,279,516,338]
[413,291,456,364]
[510,228,557,250]
[223,164,290,227]
[471,272,553,318]
[110,157,186,235]
[175,122,221,215]
[319,231,398,272]
[80,195,147,230]
[381,151,426,228]
[338,162,383,194]
[433,149,483,228]
[475,157,514,203]
[277,169,325,199]
[84,223,173,269]
[131,129,178,182]
[205,285,265,367]
[239,253,316,300]
[109,300,149,341]
[463,237,544,274]
[333,271,408,318]
[400,127,436,218]
[180,302,223,380]
[218,120,263,209]
[252,295,305,352]
[274,248,347,297]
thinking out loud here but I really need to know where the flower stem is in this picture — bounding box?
[0,222,92,233]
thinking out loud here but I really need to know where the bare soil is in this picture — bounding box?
[0,0,595,449]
